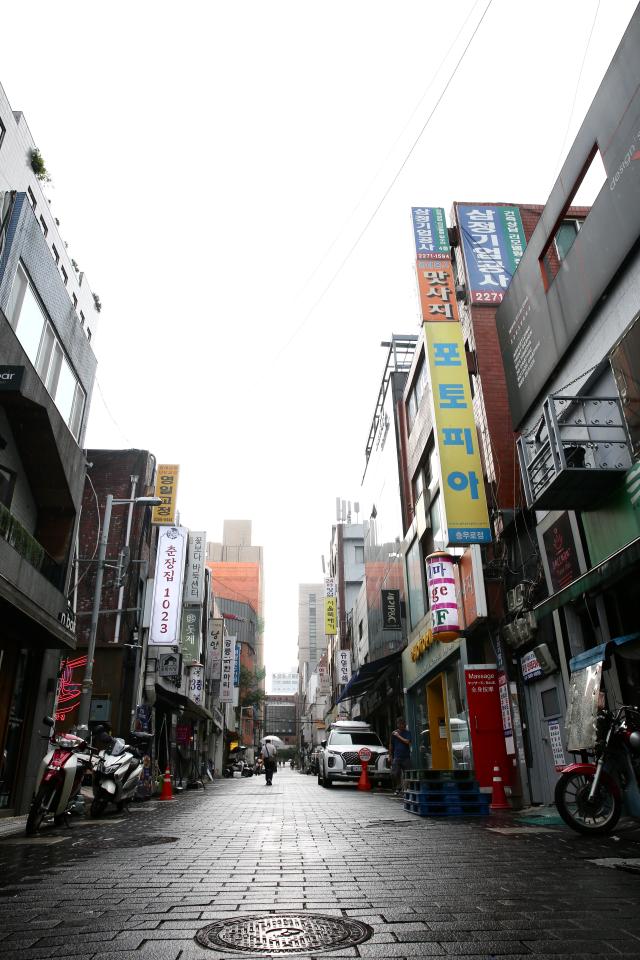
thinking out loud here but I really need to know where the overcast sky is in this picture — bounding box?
[2,0,637,685]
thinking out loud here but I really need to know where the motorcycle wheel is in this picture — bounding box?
[555,770,621,835]
[90,797,108,818]
[25,784,57,836]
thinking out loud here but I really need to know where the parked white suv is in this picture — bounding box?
[317,720,392,788]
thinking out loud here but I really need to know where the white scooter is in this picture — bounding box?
[90,730,148,817]
[26,717,95,835]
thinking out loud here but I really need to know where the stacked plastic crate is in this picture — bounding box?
[403,769,491,817]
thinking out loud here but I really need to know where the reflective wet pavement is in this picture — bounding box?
[2,768,640,959]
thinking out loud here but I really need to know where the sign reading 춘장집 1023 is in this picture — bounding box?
[411,207,450,260]
[457,204,526,304]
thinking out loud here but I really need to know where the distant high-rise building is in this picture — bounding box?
[297,584,325,695]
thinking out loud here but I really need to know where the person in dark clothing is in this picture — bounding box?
[261,740,277,786]
[389,716,412,795]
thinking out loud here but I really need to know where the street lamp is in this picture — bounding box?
[75,494,162,738]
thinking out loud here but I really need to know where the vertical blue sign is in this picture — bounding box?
[233,641,241,686]
[457,205,526,304]
[411,207,450,260]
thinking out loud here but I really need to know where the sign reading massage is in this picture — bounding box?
[457,204,526,304]
[149,526,188,644]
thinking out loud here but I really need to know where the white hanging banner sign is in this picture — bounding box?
[206,617,224,680]
[149,527,188,645]
[324,577,336,598]
[188,664,203,706]
[220,635,236,703]
[337,650,351,686]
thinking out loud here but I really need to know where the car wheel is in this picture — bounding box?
[324,775,332,789]
[317,771,324,787]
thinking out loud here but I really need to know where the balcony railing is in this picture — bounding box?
[517,394,632,510]
[0,501,66,591]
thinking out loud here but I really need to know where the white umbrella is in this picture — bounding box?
[261,735,285,745]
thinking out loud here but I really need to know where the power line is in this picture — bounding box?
[275,0,494,361]
[289,0,484,309]
[551,0,601,184]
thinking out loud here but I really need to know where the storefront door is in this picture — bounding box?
[525,675,567,804]
[427,673,452,770]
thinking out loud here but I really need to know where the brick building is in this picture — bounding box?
[68,449,157,738]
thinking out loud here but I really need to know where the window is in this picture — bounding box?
[539,144,605,288]
[79,310,85,326]
[555,220,581,261]
[52,245,60,265]
[72,293,78,309]
[27,187,36,212]
[39,216,48,238]
[0,465,17,509]
[406,359,429,435]
[406,537,426,628]
[0,117,5,151]
[60,266,68,287]
[354,545,364,564]
[7,263,85,439]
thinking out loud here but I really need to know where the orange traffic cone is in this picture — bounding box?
[489,763,510,810]
[357,760,372,792]
[159,766,173,801]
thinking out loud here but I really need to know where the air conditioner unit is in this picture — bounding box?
[515,617,532,647]
[455,284,467,302]
[507,583,526,613]
[502,622,518,647]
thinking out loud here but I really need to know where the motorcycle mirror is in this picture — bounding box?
[42,716,55,727]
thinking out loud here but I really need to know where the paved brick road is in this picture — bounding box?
[1,768,640,959]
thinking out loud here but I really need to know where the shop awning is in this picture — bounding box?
[569,632,640,672]
[534,536,640,622]
[336,650,401,703]
[154,683,213,722]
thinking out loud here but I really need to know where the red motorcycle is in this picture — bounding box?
[25,717,95,835]
[555,705,640,835]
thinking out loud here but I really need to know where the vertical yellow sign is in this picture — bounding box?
[324,597,337,635]
[424,322,491,544]
[152,464,180,525]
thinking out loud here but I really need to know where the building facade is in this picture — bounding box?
[0,84,98,814]
[496,7,640,804]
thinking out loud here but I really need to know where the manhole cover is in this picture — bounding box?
[195,913,373,954]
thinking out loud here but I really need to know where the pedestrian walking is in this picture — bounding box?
[261,739,277,786]
[389,716,411,796]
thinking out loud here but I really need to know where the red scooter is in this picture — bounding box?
[555,705,640,835]
[25,717,95,835]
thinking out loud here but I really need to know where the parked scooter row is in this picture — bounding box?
[26,718,151,835]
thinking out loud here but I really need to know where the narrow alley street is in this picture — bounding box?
[2,769,640,960]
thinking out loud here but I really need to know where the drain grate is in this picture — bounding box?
[195,913,373,954]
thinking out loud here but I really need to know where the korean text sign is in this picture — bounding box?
[180,608,201,663]
[152,464,180,525]
[337,650,351,686]
[324,597,337,635]
[183,530,206,605]
[411,207,450,260]
[416,259,460,325]
[424,321,491,543]
[188,664,203,706]
[220,635,236,703]
[149,526,188,644]
[457,205,526,304]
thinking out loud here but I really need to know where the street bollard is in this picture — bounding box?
[357,747,373,792]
